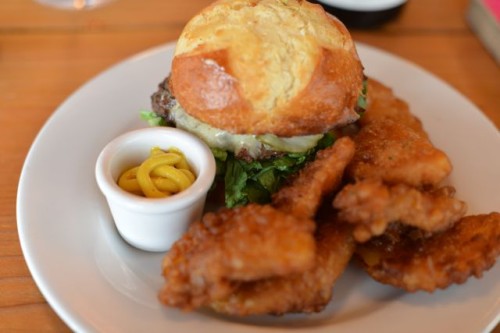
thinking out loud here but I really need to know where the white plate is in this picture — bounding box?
[17,42,500,333]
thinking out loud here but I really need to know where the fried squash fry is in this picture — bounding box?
[356,213,500,292]
[347,79,452,187]
[361,79,426,134]
[272,136,355,219]
[333,179,467,242]
[347,118,452,187]
[160,138,356,312]
[159,204,315,310]
[158,78,500,317]
[210,218,355,316]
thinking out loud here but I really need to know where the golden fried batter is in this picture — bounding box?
[362,79,426,135]
[333,180,467,242]
[356,213,500,292]
[347,79,451,187]
[159,77,500,316]
[347,118,452,187]
[159,204,316,310]
[159,137,356,312]
[272,136,355,219]
[210,218,355,316]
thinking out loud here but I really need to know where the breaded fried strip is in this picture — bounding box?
[356,213,500,292]
[210,218,355,316]
[348,79,451,187]
[333,179,467,242]
[159,204,315,310]
[347,118,452,187]
[272,136,355,219]
[160,137,356,312]
[362,79,426,135]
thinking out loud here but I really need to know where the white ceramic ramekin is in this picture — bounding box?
[95,127,216,252]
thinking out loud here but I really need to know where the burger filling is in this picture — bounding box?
[148,78,325,160]
[144,78,365,207]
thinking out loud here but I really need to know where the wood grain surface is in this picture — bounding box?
[0,0,498,332]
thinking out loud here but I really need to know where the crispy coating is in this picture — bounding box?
[159,76,499,316]
[361,79,426,135]
[210,217,355,316]
[356,213,500,292]
[347,118,452,187]
[272,136,355,219]
[333,180,467,242]
[159,137,356,312]
[159,204,316,310]
[348,79,451,187]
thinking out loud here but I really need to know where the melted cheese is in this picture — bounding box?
[170,104,323,158]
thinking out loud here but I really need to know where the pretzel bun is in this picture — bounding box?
[171,0,364,137]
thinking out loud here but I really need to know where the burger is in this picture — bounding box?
[143,0,366,207]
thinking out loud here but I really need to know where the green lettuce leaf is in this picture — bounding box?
[140,110,166,126]
[356,79,368,116]
[220,132,336,208]
[224,158,249,208]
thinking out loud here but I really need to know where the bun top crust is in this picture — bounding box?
[171,0,364,137]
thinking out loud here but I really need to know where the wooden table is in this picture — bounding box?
[1,0,499,331]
